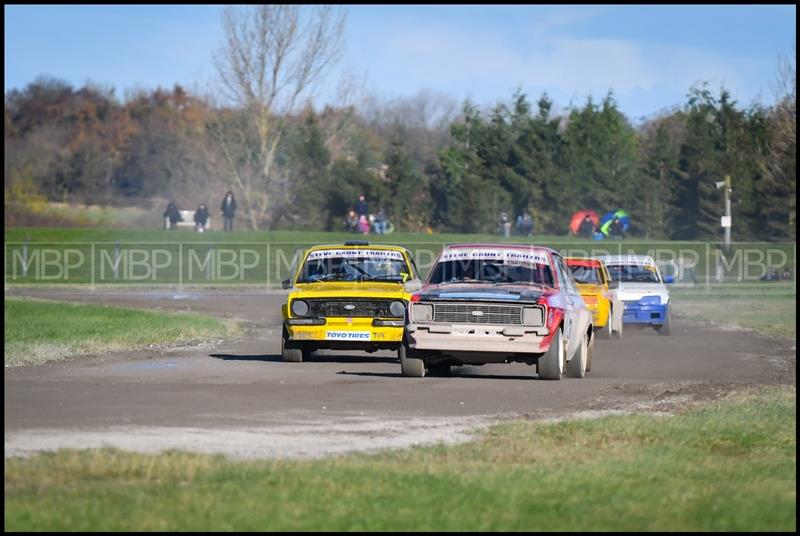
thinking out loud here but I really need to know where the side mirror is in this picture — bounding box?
[663,275,674,284]
[404,278,423,293]
[281,278,292,289]
[607,280,618,289]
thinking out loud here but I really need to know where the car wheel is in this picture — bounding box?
[428,363,451,376]
[281,330,304,362]
[586,331,595,372]
[656,306,672,336]
[538,327,564,380]
[399,344,425,377]
[567,331,588,378]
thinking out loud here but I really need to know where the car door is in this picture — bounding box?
[553,254,589,358]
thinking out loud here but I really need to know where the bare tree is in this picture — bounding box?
[763,41,796,237]
[210,5,347,230]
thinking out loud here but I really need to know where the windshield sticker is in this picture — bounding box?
[440,249,550,265]
[307,249,404,261]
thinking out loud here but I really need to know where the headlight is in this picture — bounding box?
[389,300,406,317]
[640,295,661,305]
[291,300,309,316]
[522,307,544,326]
[412,303,433,322]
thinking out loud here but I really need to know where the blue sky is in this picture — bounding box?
[4,4,796,121]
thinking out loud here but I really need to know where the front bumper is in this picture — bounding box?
[286,317,404,343]
[622,301,668,325]
[406,323,551,354]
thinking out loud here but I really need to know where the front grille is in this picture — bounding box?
[306,299,392,318]
[433,303,523,325]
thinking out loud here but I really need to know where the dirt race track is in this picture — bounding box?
[5,288,796,459]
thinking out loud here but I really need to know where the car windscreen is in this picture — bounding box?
[568,264,601,284]
[606,264,660,283]
[428,259,554,287]
[297,249,410,283]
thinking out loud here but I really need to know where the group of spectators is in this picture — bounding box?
[761,266,792,281]
[577,214,625,240]
[343,194,391,235]
[163,190,238,232]
[497,211,535,238]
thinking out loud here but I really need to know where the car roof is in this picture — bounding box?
[444,243,559,255]
[597,254,656,265]
[306,243,409,253]
[565,257,604,268]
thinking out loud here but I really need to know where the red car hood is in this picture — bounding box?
[416,282,554,303]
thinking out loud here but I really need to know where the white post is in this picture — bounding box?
[724,174,731,250]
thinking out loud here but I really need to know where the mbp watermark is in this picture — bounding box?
[3,240,796,292]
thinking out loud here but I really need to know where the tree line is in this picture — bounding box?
[5,74,794,241]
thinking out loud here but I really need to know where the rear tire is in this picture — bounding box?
[399,344,425,377]
[567,332,588,378]
[538,327,564,380]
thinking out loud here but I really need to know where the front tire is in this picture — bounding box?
[538,327,564,380]
[567,331,588,378]
[281,331,305,362]
[399,344,425,377]
[655,306,671,336]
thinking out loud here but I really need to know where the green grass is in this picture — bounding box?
[34,202,153,226]
[4,386,795,531]
[672,285,796,340]
[4,298,236,366]
[5,227,796,286]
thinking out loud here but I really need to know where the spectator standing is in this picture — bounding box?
[516,211,534,236]
[498,212,511,238]
[609,215,625,240]
[355,194,369,218]
[163,201,182,230]
[194,203,209,232]
[578,215,595,239]
[221,191,237,232]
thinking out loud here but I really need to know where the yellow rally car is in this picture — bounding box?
[280,241,423,362]
[565,257,623,339]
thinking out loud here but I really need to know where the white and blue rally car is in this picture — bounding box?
[597,255,672,335]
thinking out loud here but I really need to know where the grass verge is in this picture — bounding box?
[672,285,796,340]
[4,386,795,531]
[4,297,236,366]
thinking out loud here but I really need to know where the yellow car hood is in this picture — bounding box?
[293,281,408,299]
